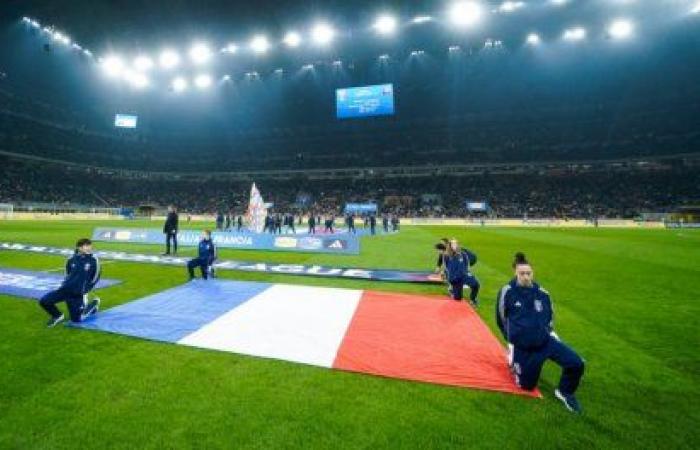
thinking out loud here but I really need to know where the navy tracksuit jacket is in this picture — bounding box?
[188,238,217,279]
[443,249,480,301]
[39,252,101,322]
[496,279,585,395]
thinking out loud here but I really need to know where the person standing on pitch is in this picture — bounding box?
[39,238,101,327]
[237,215,243,232]
[163,205,179,255]
[382,214,390,233]
[496,252,585,413]
[308,214,316,234]
[346,213,356,234]
[443,238,480,306]
[370,214,377,235]
[187,230,217,280]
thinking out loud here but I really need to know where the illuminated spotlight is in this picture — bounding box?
[563,27,586,41]
[274,68,284,74]
[83,49,93,57]
[608,19,634,39]
[189,43,212,65]
[221,43,238,54]
[498,1,525,13]
[133,55,154,72]
[71,43,82,51]
[283,31,302,47]
[159,50,180,69]
[692,3,700,14]
[22,16,30,22]
[550,0,568,5]
[373,15,398,35]
[449,1,484,28]
[412,15,433,24]
[194,74,212,89]
[250,35,270,54]
[378,54,390,60]
[52,32,71,45]
[171,77,188,92]
[222,74,231,82]
[124,71,149,89]
[302,63,314,70]
[526,33,541,45]
[311,23,335,45]
[448,45,461,52]
[410,49,425,56]
[332,60,342,66]
[100,55,125,78]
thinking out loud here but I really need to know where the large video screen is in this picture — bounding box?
[114,114,138,128]
[336,84,394,119]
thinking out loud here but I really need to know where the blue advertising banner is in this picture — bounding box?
[0,267,120,300]
[345,203,378,214]
[91,228,360,255]
[1,242,443,285]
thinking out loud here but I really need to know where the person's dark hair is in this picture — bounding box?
[513,252,529,268]
[76,238,92,248]
[203,229,212,238]
[435,243,446,251]
[440,238,450,244]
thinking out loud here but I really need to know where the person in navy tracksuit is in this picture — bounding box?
[496,252,585,413]
[187,230,217,280]
[443,238,480,306]
[39,238,101,327]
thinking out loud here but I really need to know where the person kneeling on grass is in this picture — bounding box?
[187,230,217,280]
[496,252,585,414]
[39,238,101,328]
[443,238,480,306]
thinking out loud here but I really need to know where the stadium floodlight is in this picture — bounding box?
[71,43,82,51]
[498,1,525,13]
[124,70,149,89]
[100,55,125,78]
[563,27,586,41]
[410,49,425,56]
[608,19,634,39]
[412,15,433,24]
[221,43,238,54]
[693,2,700,14]
[302,63,314,70]
[83,49,93,57]
[550,0,568,5]
[194,74,212,89]
[250,35,270,54]
[283,31,302,48]
[189,43,212,65]
[449,1,484,28]
[373,15,398,35]
[222,74,231,81]
[311,23,335,45]
[171,76,188,92]
[52,32,71,45]
[159,50,180,69]
[526,33,541,45]
[133,55,154,72]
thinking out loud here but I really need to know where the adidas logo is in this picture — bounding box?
[328,240,344,249]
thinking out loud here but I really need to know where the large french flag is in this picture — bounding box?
[75,280,537,396]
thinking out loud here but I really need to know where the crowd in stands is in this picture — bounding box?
[1,155,697,218]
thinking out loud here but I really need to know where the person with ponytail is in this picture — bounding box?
[496,252,585,413]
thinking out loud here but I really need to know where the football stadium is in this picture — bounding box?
[1,0,699,448]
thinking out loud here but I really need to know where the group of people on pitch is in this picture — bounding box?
[434,238,585,413]
[37,233,584,414]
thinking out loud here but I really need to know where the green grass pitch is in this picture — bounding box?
[0,220,698,449]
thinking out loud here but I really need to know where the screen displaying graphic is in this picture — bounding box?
[114,114,138,128]
[466,201,489,212]
[336,84,394,119]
